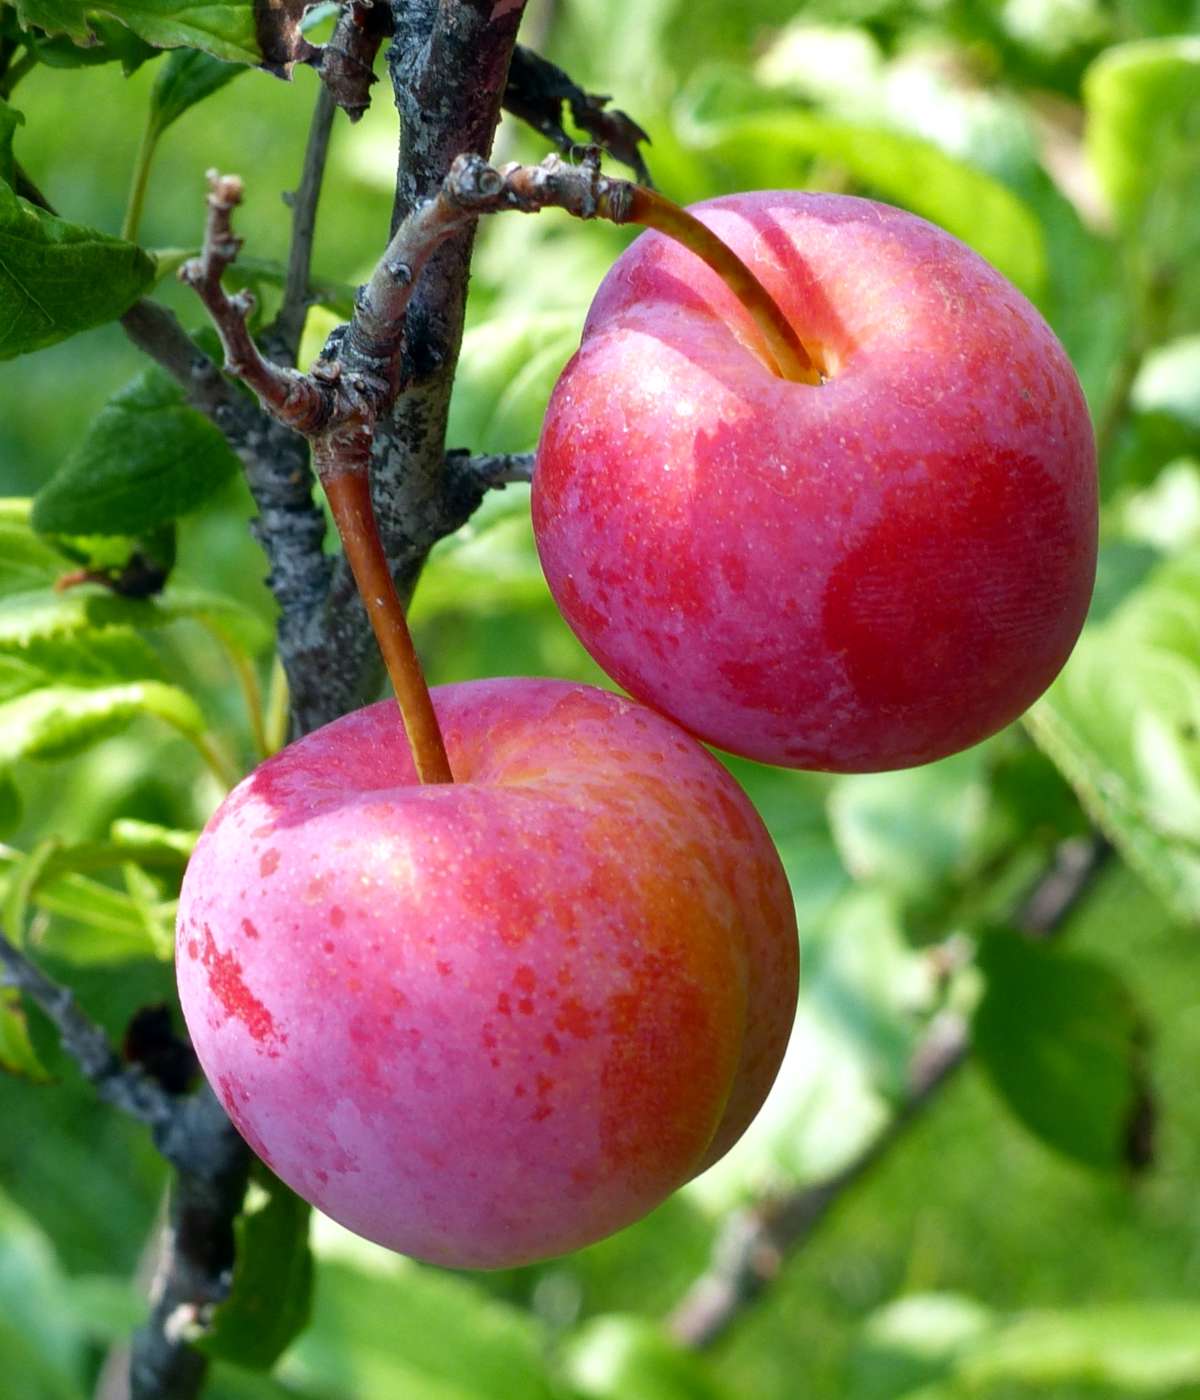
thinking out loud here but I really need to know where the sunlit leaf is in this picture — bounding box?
[0,989,52,1081]
[850,1293,995,1400]
[448,311,582,455]
[828,749,991,902]
[1085,38,1200,233]
[1026,549,1200,922]
[0,680,206,765]
[960,1302,1200,1391]
[563,1314,732,1400]
[1131,335,1200,434]
[3,836,61,947]
[6,0,313,70]
[0,845,174,961]
[0,583,270,654]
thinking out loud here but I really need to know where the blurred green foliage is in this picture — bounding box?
[2,0,1200,1397]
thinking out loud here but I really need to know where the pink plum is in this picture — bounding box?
[533,191,1097,771]
[176,678,797,1269]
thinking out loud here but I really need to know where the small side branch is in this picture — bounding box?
[270,83,340,363]
[188,154,631,445]
[445,448,534,491]
[180,175,327,431]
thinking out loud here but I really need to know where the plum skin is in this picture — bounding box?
[532,191,1098,772]
[176,678,798,1270]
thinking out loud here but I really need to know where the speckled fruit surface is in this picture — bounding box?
[176,678,797,1269]
[533,191,1097,771]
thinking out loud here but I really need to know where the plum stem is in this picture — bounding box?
[624,187,822,386]
[321,468,454,784]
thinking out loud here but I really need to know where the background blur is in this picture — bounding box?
[3,1,1200,1396]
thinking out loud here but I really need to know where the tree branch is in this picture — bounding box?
[256,0,530,733]
[666,835,1111,1349]
[0,924,175,1133]
[445,448,534,489]
[269,82,339,364]
[313,3,654,182]
[129,1086,249,1400]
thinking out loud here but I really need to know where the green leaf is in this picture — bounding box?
[0,99,21,189]
[0,845,176,962]
[828,749,991,902]
[0,582,270,654]
[1131,335,1200,435]
[850,1293,996,1400]
[200,1166,313,1371]
[0,771,18,833]
[1026,549,1200,923]
[0,1188,86,1395]
[288,1247,556,1399]
[6,0,310,69]
[25,877,169,959]
[0,987,52,1081]
[0,182,155,359]
[121,860,173,959]
[856,1295,1200,1396]
[0,679,205,765]
[28,15,158,70]
[973,930,1148,1171]
[0,629,165,697]
[32,368,241,536]
[563,1315,732,1400]
[0,521,65,596]
[448,311,582,455]
[1118,459,1200,555]
[1084,39,1200,337]
[148,46,244,137]
[959,1302,1200,1391]
[1085,38,1200,235]
[3,836,62,948]
[109,817,197,865]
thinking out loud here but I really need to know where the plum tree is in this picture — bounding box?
[533,191,1098,771]
[176,678,798,1269]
